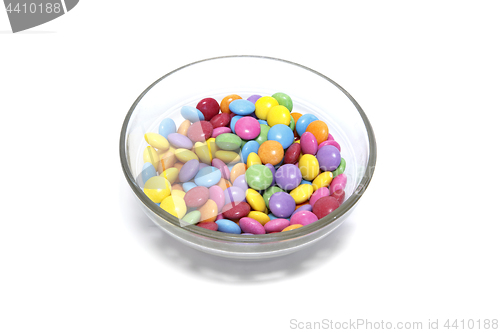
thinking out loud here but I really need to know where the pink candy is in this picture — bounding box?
[300,132,318,155]
[264,218,290,233]
[290,211,318,226]
[309,187,330,207]
[209,185,225,212]
[239,217,266,234]
[212,127,232,138]
[330,174,347,194]
[235,116,261,140]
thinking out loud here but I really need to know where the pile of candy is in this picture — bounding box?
[140,93,346,235]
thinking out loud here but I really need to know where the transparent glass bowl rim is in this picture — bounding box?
[119,55,377,244]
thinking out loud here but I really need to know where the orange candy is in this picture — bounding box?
[291,112,302,137]
[305,120,329,144]
[230,163,246,184]
[173,162,184,172]
[220,94,242,114]
[217,178,232,190]
[177,119,191,136]
[282,224,303,232]
[171,183,183,191]
[198,199,218,223]
[258,140,284,165]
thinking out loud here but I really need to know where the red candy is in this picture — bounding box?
[330,189,345,204]
[187,121,213,142]
[197,222,218,231]
[210,113,231,128]
[184,186,210,208]
[222,202,251,220]
[196,98,220,121]
[284,142,301,164]
[312,196,340,219]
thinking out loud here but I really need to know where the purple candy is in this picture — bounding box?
[178,159,200,182]
[269,192,296,218]
[316,145,341,172]
[167,133,193,149]
[247,94,262,104]
[233,174,248,192]
[275,164,301,191]
[209,185,225,212]
[291,204,312,217]
[224,186,246,205]
[212,158,230,180]
[265,163,276,187]
[198,162,209,170]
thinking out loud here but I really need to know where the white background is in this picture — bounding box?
[1,1,499,332]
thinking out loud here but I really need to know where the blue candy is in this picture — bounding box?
[295,114,319,137]
[229,99,256,115]
[138,162,157,187]
[300,179,312,185]
[267,213,279,220]
[194,167,222,187]
[182,181,197,192]
[241,140,260,164]
[159,118,176,139]
[267,124,294,149]
[216,219,242,234]
[180,106,204,123]
[258,119,268,125]
[230,115,242,133]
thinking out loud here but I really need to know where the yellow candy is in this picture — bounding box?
[246,152,262,168]
[194,141,212,164]
[298,154,320,181]
[144,133,170,151]
[215,150,240,163]
[255,96,279,120]
[206,138,218,158]
[312,171,334,191]
[143,146,160,169]
[171,189,186,199]
[144,176,171,203]
[248,211,271,226]
[174,148,199,163]
[160,195,186,218]
[267,105,291,127]
[245,189,266,212]
[289,184,314,204]
[161,167,179,184]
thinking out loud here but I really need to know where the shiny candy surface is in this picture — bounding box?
[282,224,303,232]
[222,202,251,220]
[267,105,291,127]
[275,164,302,191]
[330,173,347,193]
[145,133,170,151]
[246,152,262,168]
[247,94,262,104]
[264,218,290,233]
[194,142,212,164]
[197,222,218,231]
[258,140,284,165]
[196,98,220,121]
[235,116,261,140]
[214,150,240,163]
[210,113,231,129]
[143,146,160,169]
[331,189,345,205]
[298,154,320,181]
[224,186,246,205]
[174,148,199,163]
[181,105,204,123]
[295,114,319,137]
[140,162,157,186]
[248,211,270,225]
[268,192,296,218]
[168,133,193,149]
[245,164,273,190]
[255,124,271,145]
[212,126,232,138]
[232,174,248,192]
[306,120,329,144]
[263,186,284,207]
[254,96,278,120]
[246,189,266,212]
[267,124,294,149]
[230,163,246,184]
[194,167,222,187]
[144,176,171,203]
[241,140,260,164]
[284,142,301,164]
[160,195,186,219]
[316,145,341,172]
[290,211,318,226]
[178,159,200,182]
[182,181,197,192]
[211,158,230,180]
[216,219,241,234]
[177,119,191,136]
[230,115,242,133]
[181,210,201,225]
[272,92,293,112]
[215,133,241,150]
[187,121,213,142]
[265,163,276,187]
[239,217,266,234]
[332,158,346,178]
[198,199,218,223]
[159,118,176,139]
[312,196,340,219]
[209,185,225,212]
[312,171,334,191]
[289,184,314,204]
[229,99,256,115]
[184,186,210,208]
[220,94,242,114]
[300,132,318,155]
[161,167,179,184]
[309,187,330,207]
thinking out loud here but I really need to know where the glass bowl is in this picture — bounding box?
[119,55,376,259]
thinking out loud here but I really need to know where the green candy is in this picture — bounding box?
[332,158,346,178]
[289,114,295,132]
[263,186,285,208]
[255,124,270,145]
[245,165,273,191]
[240,139,248,149]
[272,92,293,112]
[215,133,242,151]
[181,210,201,225]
